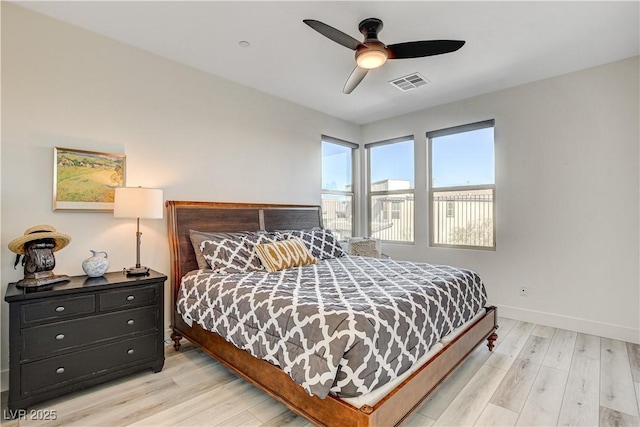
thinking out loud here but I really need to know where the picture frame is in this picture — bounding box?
[53,147,126,212]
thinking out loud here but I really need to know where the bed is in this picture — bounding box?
[167,200,498,427]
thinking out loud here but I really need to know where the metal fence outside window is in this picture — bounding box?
[321,196,353,241]
[432,189,494,248]
[370,195,414,242]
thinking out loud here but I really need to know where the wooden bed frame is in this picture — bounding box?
[166,200,498,427]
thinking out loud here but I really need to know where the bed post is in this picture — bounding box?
[171,330,183,351]
[166,200,186,352]
[487,331,498,351]
[486,306,499,351]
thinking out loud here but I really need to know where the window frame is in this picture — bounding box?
[366,135,415,244]
[427,120,496,250]
[321,135,358,241]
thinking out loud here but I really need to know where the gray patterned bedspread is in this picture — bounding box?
[177,256,487,398]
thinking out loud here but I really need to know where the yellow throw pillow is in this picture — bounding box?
[255,237,317,272]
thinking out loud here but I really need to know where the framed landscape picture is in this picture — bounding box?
[53,147,126,211]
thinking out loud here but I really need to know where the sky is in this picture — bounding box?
[322,142,352,190]
[322,127,494,191]
[370,140,414,187]
[431,127,494,187]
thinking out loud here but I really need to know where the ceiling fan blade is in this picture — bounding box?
[387,40,465,59]
[343,66,369,94]
[303,19,361,51]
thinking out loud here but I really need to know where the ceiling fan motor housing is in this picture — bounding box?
[356,18,388,69]
[358,18,384,39]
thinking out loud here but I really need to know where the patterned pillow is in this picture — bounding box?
[189,230,220,269]
[254,238,317,272]
[277,228,346,260]
[199,231,282,274]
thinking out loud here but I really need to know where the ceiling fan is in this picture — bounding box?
[303,18,465,94]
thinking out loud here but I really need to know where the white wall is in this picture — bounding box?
[0,4,359,389]
[362,56,640,344]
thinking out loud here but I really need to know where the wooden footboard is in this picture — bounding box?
[172,306,498,427]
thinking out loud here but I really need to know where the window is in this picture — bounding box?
[366,136,414,243]
[428,120,495,249]
[322,136,357,241]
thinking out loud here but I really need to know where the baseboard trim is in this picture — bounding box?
[497,304,639,344]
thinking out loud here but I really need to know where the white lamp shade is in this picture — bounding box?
[114,187,164,219]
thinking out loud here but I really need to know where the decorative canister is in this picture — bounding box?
[82,250,109,277]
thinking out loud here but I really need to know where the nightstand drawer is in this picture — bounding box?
[22,306,158,360]
[21,333,158,394]
[99,285,157,311]
[21,295,95,325]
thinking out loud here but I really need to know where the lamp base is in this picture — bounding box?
[125,266,149,276]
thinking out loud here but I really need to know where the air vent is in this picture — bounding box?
[389,73,429,92]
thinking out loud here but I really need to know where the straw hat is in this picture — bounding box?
[8,225,71,255]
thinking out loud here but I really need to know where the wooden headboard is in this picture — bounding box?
[166,201,322,300]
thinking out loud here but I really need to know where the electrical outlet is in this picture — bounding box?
[519,286,528,297]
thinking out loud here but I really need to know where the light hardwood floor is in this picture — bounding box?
[2,317,639,426]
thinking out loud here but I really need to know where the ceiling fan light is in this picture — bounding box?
[356,49,387,69]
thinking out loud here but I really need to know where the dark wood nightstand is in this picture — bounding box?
[4,269,167,412]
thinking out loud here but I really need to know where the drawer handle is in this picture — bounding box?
[127,349,135,355]
[55,334,65,340]
[127,319,135,326]
[55,306,65,312]
[56,367,65,374]
[126,295,135,301]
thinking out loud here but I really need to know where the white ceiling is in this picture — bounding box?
[14,1,640,125]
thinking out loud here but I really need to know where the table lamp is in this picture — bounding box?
[114,187,163,275]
